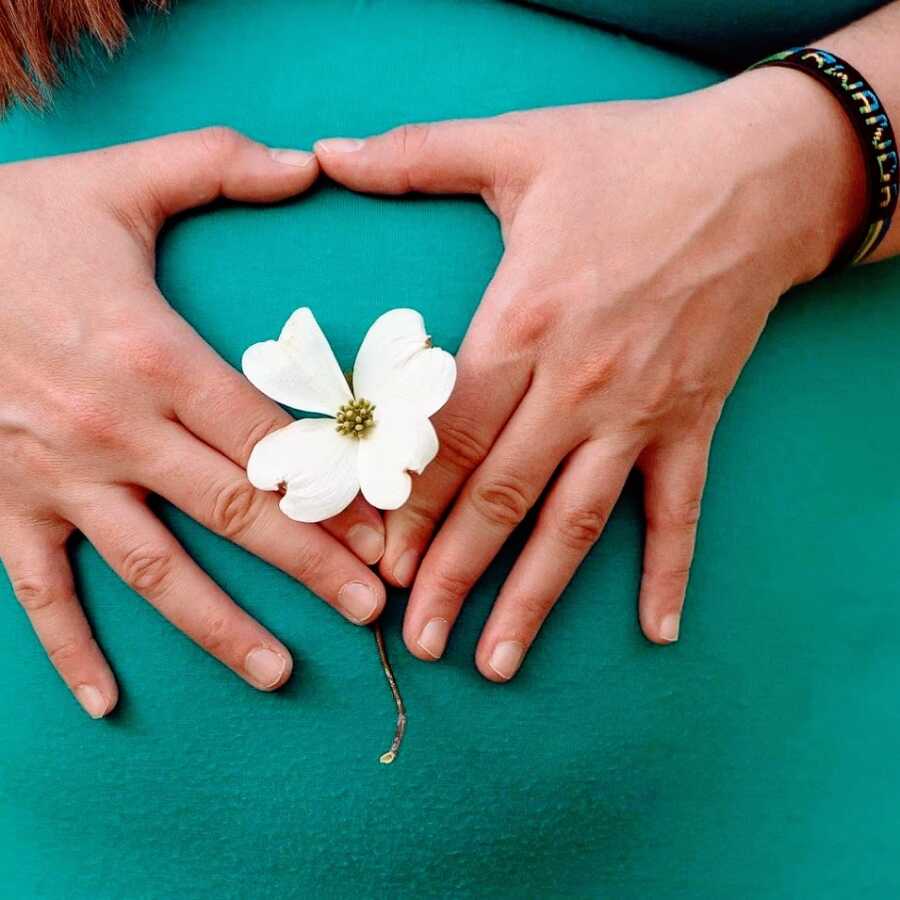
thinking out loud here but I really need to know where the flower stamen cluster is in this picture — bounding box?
[336,398,376,438]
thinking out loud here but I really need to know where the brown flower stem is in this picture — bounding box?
[373,621,407,765]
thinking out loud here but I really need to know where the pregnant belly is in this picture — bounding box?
[1,2,898,898]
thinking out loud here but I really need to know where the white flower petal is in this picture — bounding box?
[242,308,352,415]
[247,418,360,522]
[357,403,439,510]
[380,348,456,418]
[352,308,456,417]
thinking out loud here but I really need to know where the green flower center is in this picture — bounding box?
[335,398,376,439]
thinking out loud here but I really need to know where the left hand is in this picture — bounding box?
[315,68,863,680]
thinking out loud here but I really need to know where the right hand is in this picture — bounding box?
[0,128,387,718]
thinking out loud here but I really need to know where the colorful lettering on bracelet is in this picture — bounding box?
[798,50,865,94]
[749,47,898,267]
[879,152,898,206]
[869,115,891,150]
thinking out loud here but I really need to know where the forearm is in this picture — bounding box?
[685,1,900,289]
[730,0,900,280]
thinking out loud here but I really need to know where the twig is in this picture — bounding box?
[373,621,407,764]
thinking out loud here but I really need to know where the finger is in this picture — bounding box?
[1,522,118,718]
[323,495,385,566]
[139,425,386,625]
[378,269,533,587]
[315,116,524,196]
[403,389,578,662]
[637,437,711,645]
[93,126,319,227]
[74,489,294,691]
[170,336,384,564]
[474,439,638,682]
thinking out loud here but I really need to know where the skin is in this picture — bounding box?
[316,1,900,681]
[0,128,388,718]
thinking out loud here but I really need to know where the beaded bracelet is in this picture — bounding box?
[748,47,897,267]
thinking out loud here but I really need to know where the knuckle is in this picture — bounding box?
[118,333,174,383]
[391,499,438,540]
[470,476,531,528]
[120,545,174,595]
[651,497,702,531]
[48,635,88,666]
[561,354,618,406]
[513,592,555,628]
[637,374,726,434]
[677,497,703,527]
[290,544,327,585]
[12,575,56,612]
[554,504,607,551]
[502,294,558,350]
[208,479,261,539]
[500,271,602,356]
[428,565,474,602]
[437,415,490,473]
[66,395,124,447]
[631,385,674,429]
[642,564,692,594]
[394,122,431,159]
[390,123,433,191]
[197,125,244,161]
[196,614,231,656]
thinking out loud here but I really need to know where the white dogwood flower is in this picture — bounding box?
[242,308,456,523]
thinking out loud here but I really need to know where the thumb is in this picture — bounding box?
[94,126,319,228]
[315,118,515,196]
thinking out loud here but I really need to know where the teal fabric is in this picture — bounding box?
[2,1,900,898]
[526,0,887,66]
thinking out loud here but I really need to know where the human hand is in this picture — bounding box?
[0,128,387,717]
[316,68,865,679]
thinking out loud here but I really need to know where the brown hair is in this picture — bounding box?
[0,1,167,111]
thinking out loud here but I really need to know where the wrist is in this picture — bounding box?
[709,67,867,286]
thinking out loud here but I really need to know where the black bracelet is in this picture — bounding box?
[748,47,897,268]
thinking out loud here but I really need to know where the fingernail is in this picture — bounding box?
[488,641,526,681]
[75,684,109,719]
[268,148,316,167]
[393,549,419,587]
[346,524,385,566]
[417,617,451,660]
[660,613,681,643]
[338,581,380,624]
[245,647,288,688]
[315,138,364,154]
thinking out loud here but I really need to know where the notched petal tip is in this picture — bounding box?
[246,418,361,522]
[241,307,352,415]
[245,427,286,491]
[279,306,315,335]
[353,308,457,417]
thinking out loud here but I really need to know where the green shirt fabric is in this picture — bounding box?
[2,2,900,898]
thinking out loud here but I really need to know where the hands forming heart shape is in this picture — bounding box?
[0,65,866,718]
